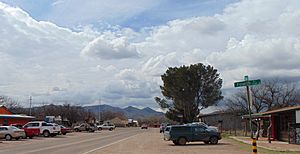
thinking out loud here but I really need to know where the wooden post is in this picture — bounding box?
[245,121,248,136]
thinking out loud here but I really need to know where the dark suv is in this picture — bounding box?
[163,125,221,145]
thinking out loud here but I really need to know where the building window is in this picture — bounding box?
[3,118,8,126]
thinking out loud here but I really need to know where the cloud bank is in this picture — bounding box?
[1,0,300,109]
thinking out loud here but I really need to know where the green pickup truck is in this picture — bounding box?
[163,124,221,145]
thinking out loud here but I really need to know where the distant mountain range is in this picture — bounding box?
[84,104,164,119]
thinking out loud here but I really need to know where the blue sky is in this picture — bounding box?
[1,0,300,112]
[1,0,237,30]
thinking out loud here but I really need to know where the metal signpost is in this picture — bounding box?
[234,76,261,154]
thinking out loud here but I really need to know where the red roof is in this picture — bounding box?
[0,106,13,115]
[259,106,300,115]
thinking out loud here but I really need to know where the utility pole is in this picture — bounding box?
[246,84,253,139]
[29,96,32,116]
[235,76,261,154]
[98,97,101,123]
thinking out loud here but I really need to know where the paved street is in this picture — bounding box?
[0,128,145,154]
[0,127,279,154]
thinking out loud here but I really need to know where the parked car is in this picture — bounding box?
[48,123,61,135]
[10,123,39,139]
[163,124,221,145]
[74,123,96,132]
[60,125,72,135]
[160,123,170,133]
[23,121,60,137]
[97,123,115,131]
[186,122,219,132]
[0,126,26,141]
[141,124,148,129]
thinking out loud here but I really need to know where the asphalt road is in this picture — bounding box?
[0,128,146,154]
[1,128,276,154]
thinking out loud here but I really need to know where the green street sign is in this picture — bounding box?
[234,79,261,87]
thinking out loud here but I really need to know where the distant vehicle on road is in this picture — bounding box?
[60,125,72,135]
[0,126,26,141]
[97,123,115,131]
[141,124,148,129]
[164,124,221,145]
[23,121,60,137]
[74,123,96,132]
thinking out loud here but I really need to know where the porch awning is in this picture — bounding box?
[0,114,35,119]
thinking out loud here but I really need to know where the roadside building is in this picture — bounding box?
[0,105,35,126]
[242,106,300,143]
[198,110,243,133]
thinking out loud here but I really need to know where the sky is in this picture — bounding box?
[1,0,300,112]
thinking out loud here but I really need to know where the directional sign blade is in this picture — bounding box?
[234,79,261,87]
[234,81,248,87]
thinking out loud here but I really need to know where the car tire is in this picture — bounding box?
[109,128,113,131]
[15,137,20,140]
[43,130,50,137]
[75,128,79,132]
[29,136,33,139]
[172,140,179,145]
[5,134,12,141]
[177,137,187,145]
[210,136,219,145]
[98,128,102,131]
[62,133,66,135]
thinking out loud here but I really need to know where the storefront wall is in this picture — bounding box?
[0,118,32,126]
[274,111,296,141]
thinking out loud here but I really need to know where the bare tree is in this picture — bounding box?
[226,91,257,114]
[226,79,300,113]
[0,95,25,114]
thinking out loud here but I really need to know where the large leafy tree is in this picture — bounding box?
[155,63,223,123]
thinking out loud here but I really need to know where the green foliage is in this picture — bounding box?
[155,63,223,123]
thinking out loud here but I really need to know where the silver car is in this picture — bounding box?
[0,126,26,141]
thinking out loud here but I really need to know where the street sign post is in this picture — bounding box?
[234,79,261,87]
[234,76,261,140]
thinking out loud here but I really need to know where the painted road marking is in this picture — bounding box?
[82,133,142,154]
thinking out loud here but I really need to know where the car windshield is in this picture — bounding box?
[11,126,21,130]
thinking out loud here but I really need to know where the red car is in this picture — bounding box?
[60,125,72,135]
[10,124,40,139]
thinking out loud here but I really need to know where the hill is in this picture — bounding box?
[84,105,164,119]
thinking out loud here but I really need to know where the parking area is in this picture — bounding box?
[0,128,144,154]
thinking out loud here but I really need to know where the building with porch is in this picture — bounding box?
[0,105,35,126]
[242,106,300,143]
